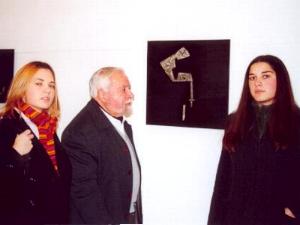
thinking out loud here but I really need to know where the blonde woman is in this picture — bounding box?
[0,61,71,225]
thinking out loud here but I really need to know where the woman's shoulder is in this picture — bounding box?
[225,111,237,125]
[0,110,22,130]
[290,106,300,125]
[293,106,300,116]
[227,112,236,119]
[0,110,18,120]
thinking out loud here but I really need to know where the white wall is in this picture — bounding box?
[1,0,300,224]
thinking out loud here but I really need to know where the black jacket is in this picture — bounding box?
[208,108,300,225]
[62,99,143,224]
[0,111,71,225]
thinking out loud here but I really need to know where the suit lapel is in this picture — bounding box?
[86,99,128,151]
[86,99,142,170]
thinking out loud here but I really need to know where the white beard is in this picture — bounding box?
[124,104,133,118]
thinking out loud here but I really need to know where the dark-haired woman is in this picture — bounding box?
[0,61,71,224]
[208,55,300,225]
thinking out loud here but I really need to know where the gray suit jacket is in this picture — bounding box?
[62,99,142,224]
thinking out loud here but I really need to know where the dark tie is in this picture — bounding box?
[123,120,133,144]
[114,116,123,123]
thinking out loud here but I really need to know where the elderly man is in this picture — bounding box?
[62,67,142,224]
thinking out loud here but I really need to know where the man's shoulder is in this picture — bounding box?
[62,99,108,134]
[65,103,94,128]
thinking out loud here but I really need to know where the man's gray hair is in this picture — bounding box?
[89,67,123,98]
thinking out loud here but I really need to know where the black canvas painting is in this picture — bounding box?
[146,40,230,129]
[0,49,14,103]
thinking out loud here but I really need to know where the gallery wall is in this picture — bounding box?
[1,0,300,224]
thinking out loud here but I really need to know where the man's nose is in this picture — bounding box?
[129,91,134,100]
[128,90,134,100]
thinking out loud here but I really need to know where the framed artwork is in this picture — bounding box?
[0,49,14,103]
[146,40,230,129]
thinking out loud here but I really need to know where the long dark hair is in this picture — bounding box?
[223,55,298,151]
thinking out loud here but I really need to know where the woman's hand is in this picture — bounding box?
[285,207,296,218]
[12,129,34,156]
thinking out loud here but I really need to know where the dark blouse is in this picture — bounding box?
[208,106,300,225]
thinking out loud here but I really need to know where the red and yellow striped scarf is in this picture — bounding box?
[19,102,59,173]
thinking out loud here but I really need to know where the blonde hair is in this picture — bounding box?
[0,61,60,118]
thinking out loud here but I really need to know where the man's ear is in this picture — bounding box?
[97,89,107,103]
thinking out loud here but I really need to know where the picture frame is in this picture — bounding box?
[0,49,14,103]
[146,40,230,129]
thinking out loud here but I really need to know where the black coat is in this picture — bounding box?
[0,111,71,225]
[208,109,300,225]
[61,99,143,224]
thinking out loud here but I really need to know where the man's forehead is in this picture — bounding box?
[111,71,129,84]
